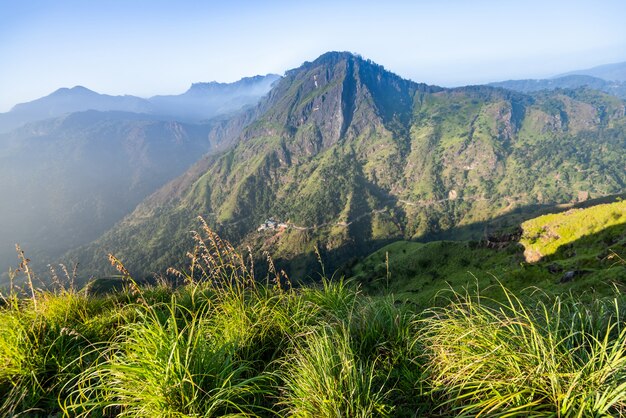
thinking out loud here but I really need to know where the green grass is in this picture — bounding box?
[421,285,626,416]
[279,324,392,417]
[352,200,626,306]
[351,240,522,305]
[520,200,626,260]
[0,288,127,416]
[64,296,268,417]
[1,218,625,416]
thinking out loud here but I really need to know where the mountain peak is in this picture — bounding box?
[185,74,281,96]
[263,51,435,151]
[286,51,365,76]
[70,85,93,92]
[312,51,361,64]
[50,85,98,97]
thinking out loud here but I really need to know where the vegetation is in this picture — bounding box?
[421,287,626,416]
[69,52,626,281]
[2,215,626,417]
[2,52,625,417]
[352,199,626,305]
[520,200,626,260]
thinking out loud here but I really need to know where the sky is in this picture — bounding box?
[1,0,625,112]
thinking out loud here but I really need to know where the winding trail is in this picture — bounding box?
[258,194,491,232]
[206,191,597,233]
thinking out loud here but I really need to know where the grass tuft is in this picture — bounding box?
[421,285,626,416]
[280,324,393,418]
[64,297,269,417]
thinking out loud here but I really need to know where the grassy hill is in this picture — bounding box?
[520,199,626,261]
[351,199,626,305]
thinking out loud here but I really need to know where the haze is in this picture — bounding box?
[1,0,625,112]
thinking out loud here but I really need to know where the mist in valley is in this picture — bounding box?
[0,75,279,284]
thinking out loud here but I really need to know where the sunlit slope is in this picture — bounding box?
[520,200,626,261]
[353,200,626,305]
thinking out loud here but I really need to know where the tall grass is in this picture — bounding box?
[280,285,422,417]
[64,297,269,417]
[63,218,273,417]
[279,324,392,418]
[2,221,624,417]
[0,253,125,416]
[0,296,123,415]
[421,286,626,417]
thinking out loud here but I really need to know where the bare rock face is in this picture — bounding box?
[524,248,543,263]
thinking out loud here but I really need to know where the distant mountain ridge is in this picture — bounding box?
[556,61,626,82]
[0,87,152,133]
[0,76,277,277]
[0,74,281,133]
[149,74,280,122]
[68,52,626,281]
[488,74,626,99]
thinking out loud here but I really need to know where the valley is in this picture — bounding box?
[0,75,279,278]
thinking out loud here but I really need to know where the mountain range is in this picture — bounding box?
[0,74,280,134]
[556,60,626,82]
[0,75,279,276]
[488,61,626,98]
[1,53,625,284]
[61,52,626,282]
[489,74,626,99]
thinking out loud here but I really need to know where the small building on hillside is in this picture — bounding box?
[258,218,287,231]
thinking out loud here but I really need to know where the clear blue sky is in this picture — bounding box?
[1,0,625,111]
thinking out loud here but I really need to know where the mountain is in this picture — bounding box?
[68,52,626,281]
[0,74,281,133]
[0,109,251,278]
[0,74,280,279]
[149,74,281,121]
[488,74,626,99]
[0,87,151,133]
[556,61,626,82]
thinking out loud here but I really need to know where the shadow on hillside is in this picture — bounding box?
[541,222,626,267]
[420,193,626,242]
[269,193,626,284]
[54,211,626,297]
[347,218,626,304]
[15,193,623,293]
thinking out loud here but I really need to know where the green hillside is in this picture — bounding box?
[69,52,626,282]
[520,200,626,260]
[352,200,626,306]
